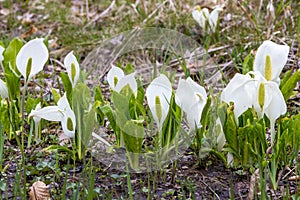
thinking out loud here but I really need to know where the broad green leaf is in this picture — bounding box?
[224,107,238,153]
[242,53,253,74]
[125,63,135,74]
[200,95,211,129]
[100,104,116,131]
[25,97,40,115]
[280,70,300,101]
[4,72,20,101]
[94,86,104,105]
[3,38,23,74]
[51,88,61,104]
[280,69,293,88]
[60,72,72,102]
[123,120,144,171]
[73,83,94,159]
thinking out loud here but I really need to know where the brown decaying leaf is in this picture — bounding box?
[29,181,50,200]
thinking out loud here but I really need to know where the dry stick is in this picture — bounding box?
[130,0,141,15]
[84,0,116,28]
[236,1,259,34]
[199,179,221,200]
[86,0,89,21]
[142,0,168,25]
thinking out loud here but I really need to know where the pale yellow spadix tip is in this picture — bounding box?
[265,55,272,81]
[155,96,162,122]
[258,82,265,109]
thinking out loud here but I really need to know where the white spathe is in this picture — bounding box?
[192,7,209,31]
[221,71,287,144]
[0,46,4,63]
[0,79,9,99]
[220,73,255,121]
[146,74,172,131]
[253,40,289,84]
[175,77,207,130]
[29,94,76,138]
[16,38,49,83]
[252,72,286,143]
[192,6,222,33]
[107,65,137,97]
[208,6,223,32]
[32,103,42,125]
[64,51,80,88]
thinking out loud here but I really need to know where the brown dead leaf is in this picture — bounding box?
[29,181,50,200]
[20,25,38,39]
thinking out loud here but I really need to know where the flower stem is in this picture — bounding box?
[21,82,28,122]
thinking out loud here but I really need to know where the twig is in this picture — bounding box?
[50,58,65,69]
[84,0,116,28]
[199,179,221,200]
[142,0,168,25]
[86,0,89,21]
[236,1,259,33]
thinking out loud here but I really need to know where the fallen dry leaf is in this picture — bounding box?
[29,181,50,200]
[20,25,38,39]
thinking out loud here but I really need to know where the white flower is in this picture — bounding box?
[29,94,76,138]
[107,65,137,97]
[253,40,289,84]
[0,46,4,63]
[208,6,223,32]
[32,103,42,125]
[64,51,80,88]
[252,72,286,143]
[192,6,222,33]
[192,7,209,31]
[57,95,76,138]
[0,79,9,99]
[16,38,49,83]
[175,77,207,130]
[221,73,255,121]
[146,74,172,131]
[221,71,286,143]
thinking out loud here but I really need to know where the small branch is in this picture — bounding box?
[236,1,259,33]
[84,0,116,28]
[142,0,168,25]
[199,179,221,200]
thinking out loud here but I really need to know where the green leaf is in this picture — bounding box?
[280,69,293,88]
[51,88,61,104]
[4,72,20,101]
[3,38,23,74]
[123,120,144,153]
[123,120,144,171]
[200,95,211,128]
[242,53,253,74]
[25,97,40,115]
[100,104,116,131]
[73,83,95,159]
[280,70,300,101]
[125,63,135,74]
[94,86,104,105]
[60,72,73,102]
[224,107,238,153]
